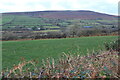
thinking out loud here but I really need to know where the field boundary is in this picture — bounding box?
[1,34,118,42]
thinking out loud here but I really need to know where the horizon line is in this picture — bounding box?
[1,10,118,16]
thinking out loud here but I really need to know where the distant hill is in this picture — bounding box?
[3,10,117,20]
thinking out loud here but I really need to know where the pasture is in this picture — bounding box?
[2,36,118,69]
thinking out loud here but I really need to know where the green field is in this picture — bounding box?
[33,30,60,32]
[2,36,118,69]
[2,14,53,27]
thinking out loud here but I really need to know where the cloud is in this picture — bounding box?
[0,0,119,15]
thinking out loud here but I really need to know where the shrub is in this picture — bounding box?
[104,39,119,51]
[2,32,19,40]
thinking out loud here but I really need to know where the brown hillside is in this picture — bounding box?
[3,10,117,20]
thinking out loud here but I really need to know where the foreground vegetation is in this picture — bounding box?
[2,50,119,78]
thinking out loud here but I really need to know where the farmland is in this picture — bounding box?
[2,36,118,69]
[1,10,118,73]
[1,10,118,41]
[2,10,118,30]
[2,14,117,29]
[1,9,119,79]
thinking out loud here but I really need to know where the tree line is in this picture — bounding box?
[1,25,118,40]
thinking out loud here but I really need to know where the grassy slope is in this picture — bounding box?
[2,36,118,69]
[2,14,53,27]
[2,14,15,25]
[2,14,117,28]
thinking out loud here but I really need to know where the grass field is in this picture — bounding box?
[33,30,60,32]
[2,36,118,69]
[2,14,53,27]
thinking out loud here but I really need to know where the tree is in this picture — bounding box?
[65,24,80,37]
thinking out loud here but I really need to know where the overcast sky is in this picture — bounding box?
[0,0,119,15]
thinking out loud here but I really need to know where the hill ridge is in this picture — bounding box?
[3,10,117,20]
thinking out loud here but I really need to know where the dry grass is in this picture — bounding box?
[1,50,119,79]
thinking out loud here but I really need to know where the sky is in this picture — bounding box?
[0,0,119,15]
